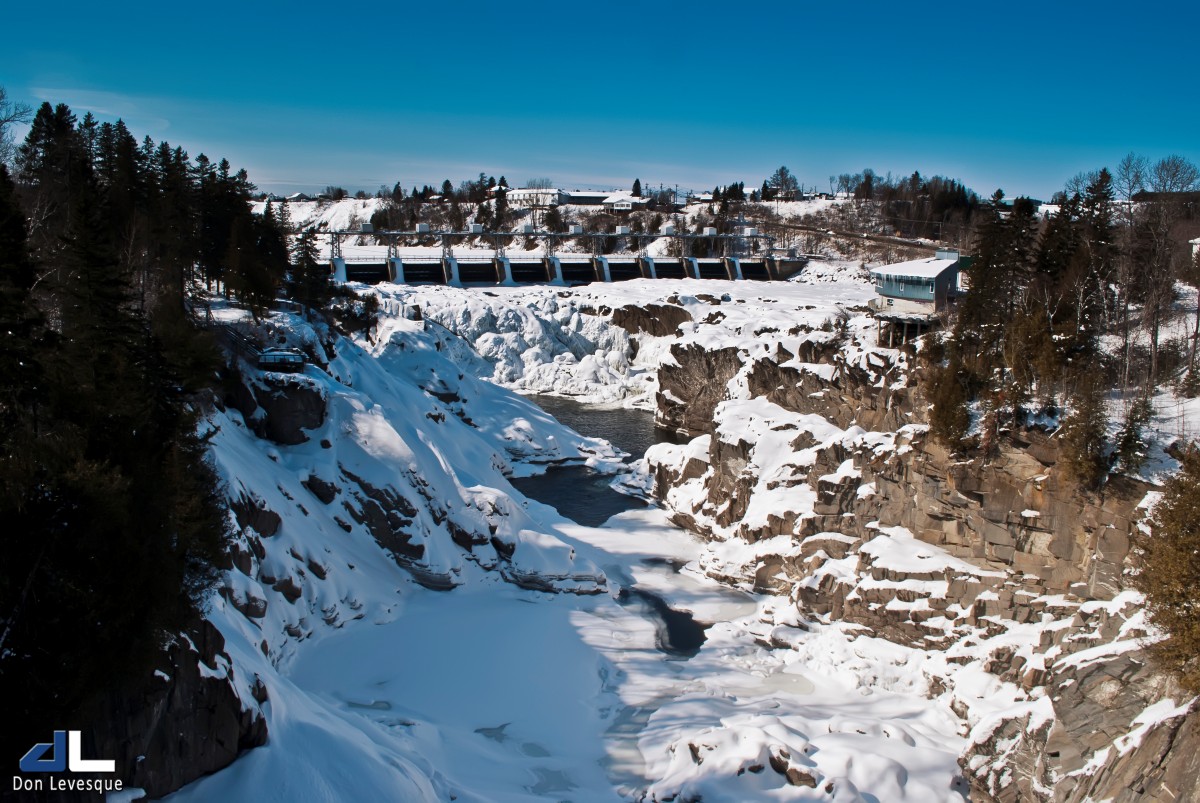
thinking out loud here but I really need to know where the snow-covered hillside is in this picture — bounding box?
[171,261,1198,802]
[166,275,988,802]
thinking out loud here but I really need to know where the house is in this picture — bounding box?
[602,193,649,213]
[505,187,566,208]
[561,189,611,205]
[1191,237,1200,259]
[867,249,968,346]
[868,249,968,319]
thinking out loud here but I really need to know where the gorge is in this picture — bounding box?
[85,272,1198,802]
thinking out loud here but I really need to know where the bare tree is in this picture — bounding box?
[1150,155,1200,194]
[1064,169,1100,199]
[1115,152,1148,200]
[1114,152,1148,390]
[0,86,33,167]
[1142,155,1200,386]
[767,166,800,201]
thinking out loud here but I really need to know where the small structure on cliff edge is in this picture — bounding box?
[868,248,969,346]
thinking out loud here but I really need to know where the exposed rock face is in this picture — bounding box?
[866,434,1148,598]
[745,343,915,432]
[230,492,281,537]
[610,302,692,338]
[645,340,1197,803]
[1065,705,1200,803]
[964,651,1195,803]
[88,617,266,800]
[656,344,742,435]
[230,370,326,445]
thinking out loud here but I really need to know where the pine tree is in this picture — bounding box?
[1059,378,1109,488]
[631,177,642,197]
[0,165,40,439]
[0,143,229,753]
[1114,394,1153,473]
[494,185,508,229]
[288,228,329,318]
[542,205,565,233]
[928,363,973,448]
[1134,447,1200,690]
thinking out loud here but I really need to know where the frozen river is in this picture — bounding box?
[280,398,803,801]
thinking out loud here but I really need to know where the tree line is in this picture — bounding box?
[0,95,305,753]
[926,155,1200,486]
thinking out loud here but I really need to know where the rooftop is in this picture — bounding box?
[869,256,959,280]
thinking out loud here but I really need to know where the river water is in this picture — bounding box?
[284,391,776,801]
[509,396,685,527]
[510,395,711,657]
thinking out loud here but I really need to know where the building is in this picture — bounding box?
[868,249,969,345]
[504,188,566,209]
[602,193,650,212]
[561,189,611,205]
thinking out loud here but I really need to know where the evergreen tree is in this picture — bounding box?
[18,102,87,253]
[288,228,330,318]
[494,185,509,229]
[1134,446,1200,691]
[0,135,229,755]
[631,178,642,197]
[1113,394,1153,473]
[0,165,40,438]
[542,204,566,233]
[928,362,973,448]
[1059,378,1109,488]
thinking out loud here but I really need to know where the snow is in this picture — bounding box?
[1112,698,1195,756]
[869,256,958,280]
[860,525,1005,579]
[169,251,1193,801]
[165,276,987,802]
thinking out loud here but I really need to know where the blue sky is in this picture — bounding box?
[4,0,1197,200]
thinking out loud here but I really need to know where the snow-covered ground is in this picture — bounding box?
[374,272,873,407]
[169,250,1199,800]
[164,272,988,802]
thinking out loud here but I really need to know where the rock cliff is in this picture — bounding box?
[644,337,1198,803]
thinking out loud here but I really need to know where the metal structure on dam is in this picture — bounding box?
[327,224,809,286]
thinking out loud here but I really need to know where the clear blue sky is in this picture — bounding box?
[4,0,1197,200]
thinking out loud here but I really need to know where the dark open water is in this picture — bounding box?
[509,395,706,657]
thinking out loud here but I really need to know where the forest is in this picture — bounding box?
[0,97,289,759]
